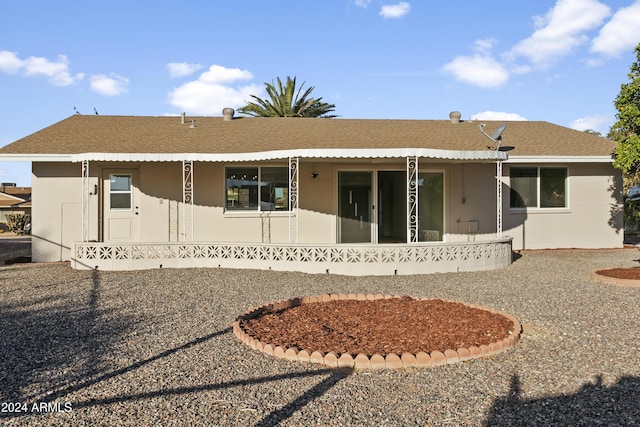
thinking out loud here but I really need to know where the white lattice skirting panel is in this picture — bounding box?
[72,239,513,275]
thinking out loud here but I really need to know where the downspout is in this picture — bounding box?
[496,160,503,239]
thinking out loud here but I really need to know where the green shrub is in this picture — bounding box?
[5,213,30,234]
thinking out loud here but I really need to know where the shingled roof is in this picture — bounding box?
[0,114,616,161]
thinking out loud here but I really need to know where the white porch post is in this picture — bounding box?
[182,160,194,241]
[496,160,503,238]
[81,159,89,242]
[407,156,418,243]
[288,157,299,243]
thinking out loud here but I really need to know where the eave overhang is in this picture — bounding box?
[0,148,509,163]
[504,155,614,163]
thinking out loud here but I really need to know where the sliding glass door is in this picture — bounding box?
[377,171,407,243]
[337,169,444,244]
[338,171,372,243]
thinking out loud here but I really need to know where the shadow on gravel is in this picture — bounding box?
[485,374,640,426]
[2,301,351,427]
[0,269,134,408]
[64,366,352,426]
[255,368,353,427]
[13,319,350,426]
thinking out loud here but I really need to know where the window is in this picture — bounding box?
[510,167,567,209]
[225,166,290,211]
[109,174,132,210]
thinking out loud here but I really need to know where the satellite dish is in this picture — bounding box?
[479,123,508,151]
[491,123,507,141]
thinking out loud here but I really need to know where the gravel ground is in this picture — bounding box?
[0,243,639,426]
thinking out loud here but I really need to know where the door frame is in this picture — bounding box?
[336,166,447,244]
[337,170,374,243]
[102,168,140,242]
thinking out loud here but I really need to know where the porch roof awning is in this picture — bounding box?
[0,148,508,162]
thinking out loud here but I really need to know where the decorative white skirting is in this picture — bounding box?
[72,238,513,275]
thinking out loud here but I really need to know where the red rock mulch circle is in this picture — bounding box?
[592,268,640,288]
[233,294,521,370]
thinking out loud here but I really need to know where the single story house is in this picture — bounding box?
[0,110,621,275]
[0,184,31,232]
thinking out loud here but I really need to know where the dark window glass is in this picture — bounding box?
[225,167,290,211]
[260,167,289,211]
[225,168,258,210]
[540,168,567,208]
[510,167,537,208]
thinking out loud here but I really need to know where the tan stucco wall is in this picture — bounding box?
[447,163,498,242]
[137,162,182,241]
[32,162,99,263]
[503,163,623,250]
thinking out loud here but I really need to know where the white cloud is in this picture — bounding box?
[90,73,129,96]
[355,0,372,7]
[199,64,254,84]
[474,38,497,54]
[471,111,528,121]
[442,54,509,88]
[443,37,511,88]
[509,0,611,68]
[167,62,203,78]
[0,50,83,86]
[379,2,410,18]
[167,64,260,115]
[591,1,640,57]
[569,114,612,133]
[0,51,23,73]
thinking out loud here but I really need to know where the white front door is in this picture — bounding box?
[103,169,140,242]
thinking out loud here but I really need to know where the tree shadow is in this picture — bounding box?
[3,311,352,426]
[254,368,352,426]
[1,265,353,425]
[484,374,640,426]
[59,365,352,427]
[608,173,624,235]
[0,269,134,405]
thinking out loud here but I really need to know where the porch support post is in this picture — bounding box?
[182,160,194,241]
[81,159,89,242]
[407,156,418,243]
[496,160,503,238]
[288,157,299,243]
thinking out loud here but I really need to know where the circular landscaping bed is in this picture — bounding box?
[592,268,640,288]
[233,294,521,369]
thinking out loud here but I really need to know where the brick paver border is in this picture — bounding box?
[591,270,640,288]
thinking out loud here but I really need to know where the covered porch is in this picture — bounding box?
[69,147,511,274]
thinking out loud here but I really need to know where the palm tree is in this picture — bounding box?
[238,76,336,118]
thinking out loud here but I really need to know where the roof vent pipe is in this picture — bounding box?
[223,107,235,121]
[449,111,461,124]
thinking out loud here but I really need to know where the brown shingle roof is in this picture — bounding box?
[0,114,616,158]
[0,188,31,207]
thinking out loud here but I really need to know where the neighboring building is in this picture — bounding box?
[0,184,31,232]
[0,111,621,274]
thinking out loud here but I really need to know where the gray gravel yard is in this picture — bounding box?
[0,244,639,426]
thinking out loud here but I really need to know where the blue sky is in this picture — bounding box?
[1,0,640,186]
